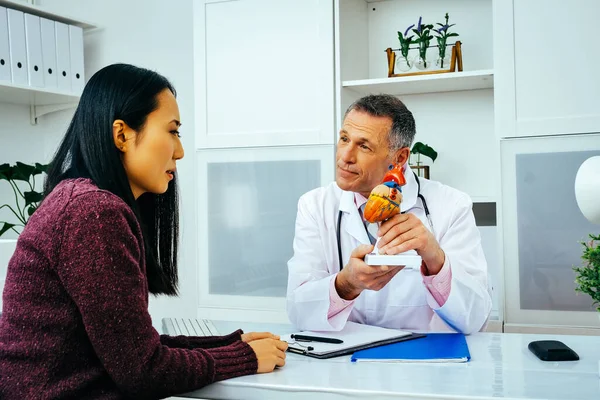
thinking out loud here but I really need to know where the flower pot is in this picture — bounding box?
[395,55,414,72]
[414,55,432,71]
[435,55,451,69]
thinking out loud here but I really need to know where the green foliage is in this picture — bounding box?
[433,13,459,67]
[0,162,49,237]
[411,142,438,163]
[573,234,600,312]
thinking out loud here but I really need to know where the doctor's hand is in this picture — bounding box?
[335,244,403,301]
[377,213,445,275]
[248,338,288,373]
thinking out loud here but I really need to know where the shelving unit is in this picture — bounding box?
[342,69,494,96]
[0,1,98,122]
[0,0,97,30]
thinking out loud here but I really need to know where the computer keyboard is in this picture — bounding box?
[162,318,221,337]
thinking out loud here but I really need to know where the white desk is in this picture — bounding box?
[177,321,600,400]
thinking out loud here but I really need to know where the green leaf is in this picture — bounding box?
[34,162,50,175]
[27,205,37,216]
[446,33,459,38]
[0,163,13,180]
[13,162,36,182]
[411,142,438,162]
[23,191,44,206]
[0,222,16,237]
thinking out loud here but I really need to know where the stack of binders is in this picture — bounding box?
[0,5,85,94]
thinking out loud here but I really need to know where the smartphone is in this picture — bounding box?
[528,340,579,361]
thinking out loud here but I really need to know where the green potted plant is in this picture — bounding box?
[433,13,459,69]
[573,234,600,314]
[0,162,49,237]
[411,16,434,70]
[410,142,437,179]
[396,24,415,72]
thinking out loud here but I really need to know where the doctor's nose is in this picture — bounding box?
[338,145,356,164]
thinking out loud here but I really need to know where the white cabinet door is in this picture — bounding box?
[194,0,334,149]
[196,145,334,321]
[501,134,600,329]
[495,0,600,138]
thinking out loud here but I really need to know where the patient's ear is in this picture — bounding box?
[113,120,135,153]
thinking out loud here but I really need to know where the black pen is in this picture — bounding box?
[291,334,344,344]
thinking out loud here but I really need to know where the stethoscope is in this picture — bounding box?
[336,172,433,270]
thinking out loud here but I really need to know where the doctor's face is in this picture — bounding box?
[336,110,396,198]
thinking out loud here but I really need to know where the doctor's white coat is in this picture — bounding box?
[286,168,492,334]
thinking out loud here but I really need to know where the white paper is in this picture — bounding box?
[282,321,411,356]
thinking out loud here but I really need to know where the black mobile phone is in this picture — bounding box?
[528,340,579,361]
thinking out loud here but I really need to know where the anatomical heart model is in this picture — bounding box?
[363,164,406,223]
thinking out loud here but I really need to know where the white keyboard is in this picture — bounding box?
[162,318,221,337]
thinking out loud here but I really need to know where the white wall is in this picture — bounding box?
[0,0,199,329]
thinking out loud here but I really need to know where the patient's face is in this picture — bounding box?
[335,110,395,197]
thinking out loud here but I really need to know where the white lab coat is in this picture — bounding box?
[286,167,492,334]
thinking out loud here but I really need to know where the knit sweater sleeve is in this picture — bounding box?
[159,330,243,349]
[55,192,257,398]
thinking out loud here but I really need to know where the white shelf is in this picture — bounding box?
[0,0,97,30]
[342,69,494,96]
[0,81,79,106]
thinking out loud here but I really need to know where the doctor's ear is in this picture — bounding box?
[393,147,411,166]
[113,120,136,153]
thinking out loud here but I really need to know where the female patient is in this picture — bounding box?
[0,63,287,399]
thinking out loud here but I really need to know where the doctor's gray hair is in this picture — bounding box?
[344,94,416,152]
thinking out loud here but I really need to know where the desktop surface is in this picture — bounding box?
[169,320,600,400]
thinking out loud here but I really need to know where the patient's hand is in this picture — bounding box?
[242,332,280,343]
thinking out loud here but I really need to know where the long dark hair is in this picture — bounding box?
[44,63,179,295]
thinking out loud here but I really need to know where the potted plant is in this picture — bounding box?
[411,17,434,70]
[433,13,459,69]
[0,162,48,237]
[573,234,600,315]
[410,142,437,179]
[396,24,415,72]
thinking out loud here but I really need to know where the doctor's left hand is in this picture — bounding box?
[242,332,280,343]
[377,213,445,275]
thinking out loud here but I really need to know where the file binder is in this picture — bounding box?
[69,25,84,93]
[351,333,471,363]
[0,6,11,82]
[40,17,57,89]
[24,13,44,87]
[55,21,71,92]
[7,8,27,85]
[282,322,424,360]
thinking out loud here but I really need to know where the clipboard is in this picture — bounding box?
[282,322,425,359]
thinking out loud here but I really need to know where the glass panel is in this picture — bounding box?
[516,150,600,311]
[207,160,321,297]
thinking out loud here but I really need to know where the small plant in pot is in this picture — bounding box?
[573,234,600,314]
[410,142,438,179]
[0,162,49,237]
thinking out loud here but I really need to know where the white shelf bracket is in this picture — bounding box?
[30,103,78,125]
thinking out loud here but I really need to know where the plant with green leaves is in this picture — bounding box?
[397,24,415,65]
[410,142,438,165]
[0,162,49,237]
[433,13,459,68]
[412,16,434,68]
[573,233,600,312]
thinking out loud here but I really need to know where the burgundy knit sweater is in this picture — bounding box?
[0,179,258,399]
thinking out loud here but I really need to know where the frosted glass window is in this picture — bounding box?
[207,160,320,297]
[516,150,600,311]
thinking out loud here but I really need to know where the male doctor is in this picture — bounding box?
[286,94,491,334]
